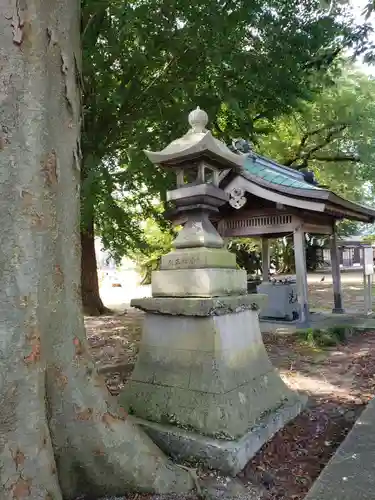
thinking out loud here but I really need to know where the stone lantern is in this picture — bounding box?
[148,107,246,297]
[121,108,305,474]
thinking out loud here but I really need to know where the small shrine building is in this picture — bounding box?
[218,146,375,322]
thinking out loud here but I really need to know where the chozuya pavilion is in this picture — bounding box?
[218,141,375,323]
[122,108,375,475]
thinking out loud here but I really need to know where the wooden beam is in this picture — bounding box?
[330,222,344,313]
[293,225,309,323]
[325,204,371,222]
[261,238,270,282]
[221,224,295,238]
[303,222,333,234]
[219,213,298,238]
[225,176,326,213]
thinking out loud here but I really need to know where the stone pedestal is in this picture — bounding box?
[122,106,306,474]
[121,296,306,474]
[152,268,247,297]
[257,281,301,321]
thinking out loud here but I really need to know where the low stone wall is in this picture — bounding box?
[305,397,375,500]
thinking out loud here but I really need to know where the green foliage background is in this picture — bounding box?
[79,0,375,285]
[81,0,372,257]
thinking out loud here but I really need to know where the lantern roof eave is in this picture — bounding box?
[145,130,245,169]
[144,107,245,169]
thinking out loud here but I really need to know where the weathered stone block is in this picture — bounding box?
[160,247,237,270]
[257,281,300,321]
[125,382,172,423]
[131,395,306,475]
[130,294,267,316]
[188,351,227,393]
[140,315,215,352]
[121,309,305,440]
[172,215,225,249]
[151,268,247,297]
[133,345,193,389]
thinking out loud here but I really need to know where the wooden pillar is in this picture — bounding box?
[293,225,309,323]
[330,223,344,313]
[261,238,270,282]
[362,245,373,315]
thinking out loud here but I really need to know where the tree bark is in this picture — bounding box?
[81,221,110,316]
[0,1,193,499]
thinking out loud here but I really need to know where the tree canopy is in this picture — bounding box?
[257,67,375,203]
[81,0,371,260]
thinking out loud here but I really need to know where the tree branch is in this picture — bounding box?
[303,123,348,158]
[213,118,224,134]
[311,154,360,162]
[290,159,308,170]
[283,123,349,167]
[253,113,268,122]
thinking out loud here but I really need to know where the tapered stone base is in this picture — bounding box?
[121,302,306,450]
[132,394,307,475]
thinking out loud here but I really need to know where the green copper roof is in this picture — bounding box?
[243,156,322,191]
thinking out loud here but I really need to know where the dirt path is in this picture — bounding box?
[85,310,143,393]
[84,311,375,499]
[308,281,368,312]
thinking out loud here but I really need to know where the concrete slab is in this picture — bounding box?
[260,310,375,335]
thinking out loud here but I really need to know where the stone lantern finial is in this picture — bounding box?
[188,106,208,133]
[144,105,246,168]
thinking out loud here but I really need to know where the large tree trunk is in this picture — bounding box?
[81,220,110,316]
[0,1,193,499]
